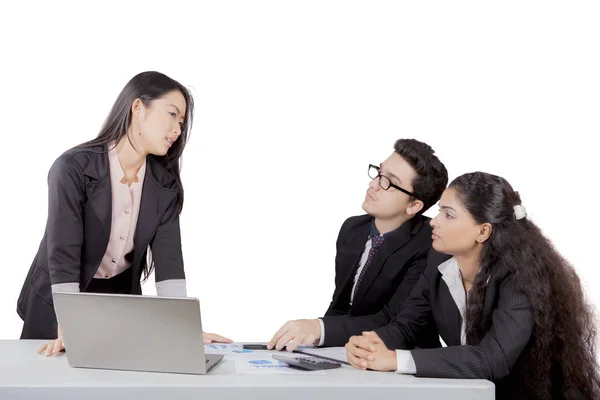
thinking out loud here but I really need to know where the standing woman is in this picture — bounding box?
[17,71,231,355]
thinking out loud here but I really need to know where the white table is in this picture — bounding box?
[0,340,495,399]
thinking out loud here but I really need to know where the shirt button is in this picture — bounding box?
[119,235,125,240]
[112,260,116,264]
[124,210,130,214]
[104,274,110,278]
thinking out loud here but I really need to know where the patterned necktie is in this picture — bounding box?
[353,232,385,299]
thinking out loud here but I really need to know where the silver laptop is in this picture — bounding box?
[53,292,224,375]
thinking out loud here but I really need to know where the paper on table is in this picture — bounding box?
[204,344,333,373]
[204,344,325,374]
[234,356,326,375]
[204,343,255,355]
[204,344,287,359]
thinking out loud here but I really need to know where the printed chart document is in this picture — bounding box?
[234,357,326,375]
[204,344,326,375]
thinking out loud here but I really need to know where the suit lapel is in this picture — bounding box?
[83,147,112,248]
[337,223,371,299]
[438,282,463,346]
[351,217,421,306]
[131,156,177,280]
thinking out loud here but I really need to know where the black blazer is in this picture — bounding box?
[324,214,434,318]
[320,214,442,346]
[321,249,449,347]
[376,259,536,399]
[17,145,185,339]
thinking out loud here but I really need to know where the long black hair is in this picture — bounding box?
[450,172,600,399]
[79,71,194,214]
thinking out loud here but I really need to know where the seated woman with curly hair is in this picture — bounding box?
[345,172,600,399]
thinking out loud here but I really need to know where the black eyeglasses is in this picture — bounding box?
[368,164,417,198]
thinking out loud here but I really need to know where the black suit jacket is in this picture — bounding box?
[16,145,185,339]
[321,249,449,347]
[320,214,445,348]
[376,259,536,399]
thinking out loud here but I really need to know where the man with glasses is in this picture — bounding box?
[268,139,449,351]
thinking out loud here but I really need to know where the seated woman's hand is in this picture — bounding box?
[345,331,397,371]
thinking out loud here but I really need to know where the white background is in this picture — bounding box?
[0,1,598,345]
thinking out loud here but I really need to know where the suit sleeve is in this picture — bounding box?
[323,218,352,316]
[373,262,437,349]
[409,276,533,381]
[320,247,432,346]
[151,193,187,297]
[46,155,86,291]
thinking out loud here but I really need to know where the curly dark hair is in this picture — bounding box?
[450,172,600,399]
[393,139,448,215]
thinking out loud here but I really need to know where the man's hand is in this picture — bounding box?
[267,319,321,351]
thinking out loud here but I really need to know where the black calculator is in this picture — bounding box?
[272,354,342,371]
